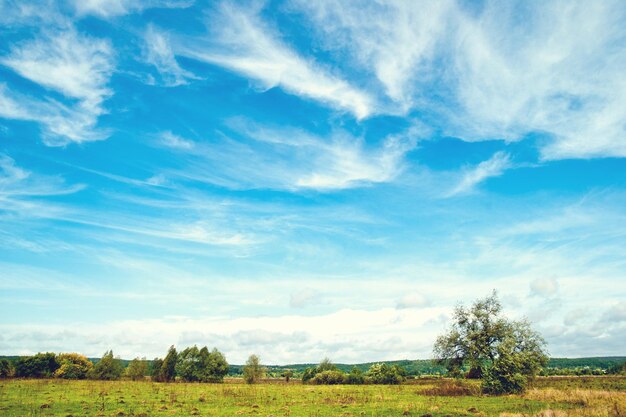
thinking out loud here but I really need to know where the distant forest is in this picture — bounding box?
[1,355,624,378]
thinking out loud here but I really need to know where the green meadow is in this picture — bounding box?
[2,377,625,417]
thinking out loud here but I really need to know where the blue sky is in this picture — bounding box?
[0,0,625,363]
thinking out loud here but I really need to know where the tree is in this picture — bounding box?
[433,291,548,394]
[243,354,265,384]
[126,357,149,381]
[14,353,59,378]
[176,346,229,383]
[0,359,13,378]
[160,346,178,382]
[89,350,123,380]
[54,353,93,379]
[302,367,316,383]
[282,369,293,383]
[151,358,165,381]
[317,358,337,372]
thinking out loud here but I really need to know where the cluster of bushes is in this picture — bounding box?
[301,358,407,385]
[0,351,123,380]
[540,367,608,376]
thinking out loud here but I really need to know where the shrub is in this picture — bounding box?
[346,367,365,385]
[54,353,93,379]
[366,363,405,384]
[311,370,347,385]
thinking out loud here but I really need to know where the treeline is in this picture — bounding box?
[0,345,230,382]
[300,358,408,385]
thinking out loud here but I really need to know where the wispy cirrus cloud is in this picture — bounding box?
[73,0,193,18]
[294,0,626,159]
[158,119,420,191]
[291,0,454,113]
[446,151,511,197]
[142,25,198,87]
[0,29,114,145]
[178,2,374,119]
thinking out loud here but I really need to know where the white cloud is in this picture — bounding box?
[178,3,374,119]
[0,30,114,145]
[0,153,84,197]
[73,0,193,18]
[602,302,626,323]
[142,25,197,86]
[530,277,560,297]
[159,131,195,150]
[446,151,511,196]
[294,1,626,159]
[292,0,454,113]
[290,288,322,308]
[164,120,419,191]
[396,293,430,310]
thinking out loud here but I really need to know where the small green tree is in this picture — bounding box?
[243,354,265,384]
[151,358,165,381]
[0,359,13,378]
[89,350,123,380]
[317,358,337,372]
[161,346,178,382]
[302,367,316,383]
[126,357,149,381]
[433,292,548,394]
[282,369,293,383]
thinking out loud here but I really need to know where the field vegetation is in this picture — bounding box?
[1,376,625,417]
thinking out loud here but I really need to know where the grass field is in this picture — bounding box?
[0,377,624,417]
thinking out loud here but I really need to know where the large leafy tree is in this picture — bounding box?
[433,291,548,394]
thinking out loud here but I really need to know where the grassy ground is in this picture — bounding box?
[0,377,624,417]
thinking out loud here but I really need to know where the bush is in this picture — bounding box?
[54,353,92,379]
[346,367,365,385]
[311,370,347,385]
[366,363,405,384]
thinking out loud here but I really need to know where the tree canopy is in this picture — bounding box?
[433,291,548,394]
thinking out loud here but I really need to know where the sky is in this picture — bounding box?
[0,0,625,364]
